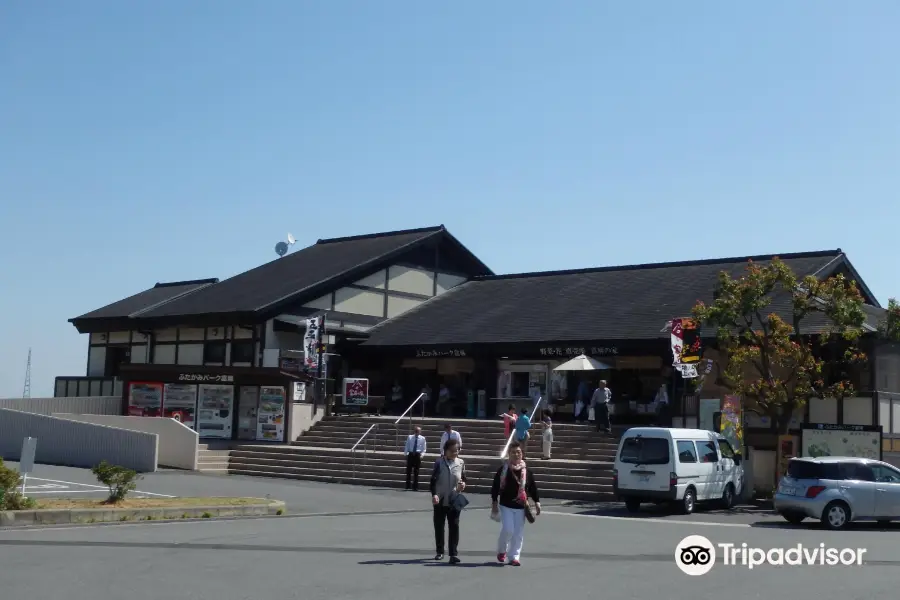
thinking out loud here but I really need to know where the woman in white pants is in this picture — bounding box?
[491,441,541,566]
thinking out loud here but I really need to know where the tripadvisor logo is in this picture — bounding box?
[675,535,867,575]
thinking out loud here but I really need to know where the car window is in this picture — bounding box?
[676,441,697,463]
[838,462,874,482]
[696,441,719,463]
[717,439,736,459]
[871,464,900,483]
[619,437,670,465]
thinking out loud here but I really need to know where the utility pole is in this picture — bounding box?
[22,348,32,398]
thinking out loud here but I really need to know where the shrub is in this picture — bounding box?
[201,512,212,519]
[91,461,141,503]
[0,458,36,510]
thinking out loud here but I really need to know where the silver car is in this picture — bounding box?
[774,456,900,530]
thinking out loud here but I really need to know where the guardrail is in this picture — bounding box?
[351,423,380,482]
[500,397,542,459]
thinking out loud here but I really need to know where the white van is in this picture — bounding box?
[613,427,744,514]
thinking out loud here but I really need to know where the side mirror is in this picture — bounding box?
[734,454,742,465]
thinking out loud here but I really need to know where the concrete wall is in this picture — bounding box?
[54,414,198,470]
[0,408,158,472]
[0,396,121,416]
[290,403,325,441]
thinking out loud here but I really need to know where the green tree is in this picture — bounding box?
[692,258,867,434]
[879,298,900,342]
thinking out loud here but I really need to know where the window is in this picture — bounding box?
[717,439,736,459]
[203,341,226,364]
[618,437,670,465]
[696,441,718,463]
[677,441,698,463]
[788,460,845,480]
[871,464,900,483]
[837,462,873,482]
[231,341,254,364]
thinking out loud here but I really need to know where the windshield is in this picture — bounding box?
[619,437,670,465]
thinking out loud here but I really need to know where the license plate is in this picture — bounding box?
[638,475,651,482]
[780,486,795,496]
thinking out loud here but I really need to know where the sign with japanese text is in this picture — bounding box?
[801,423,882,460]
[343,378,369,406]
[304,317,324,370]
[415,349,467,358]
[177,374,234,383]
[671,318,701,365]
[539,346,618,357]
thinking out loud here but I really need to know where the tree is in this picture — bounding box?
[692,258,867,434]
[879,298,900,342]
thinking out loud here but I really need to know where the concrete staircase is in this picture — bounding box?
[197,416,621,501]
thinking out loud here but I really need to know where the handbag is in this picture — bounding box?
[450,491,469,512]
[588,407,596,421]
[524,497,537,524]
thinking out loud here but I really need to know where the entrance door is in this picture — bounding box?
[237,386,259,441]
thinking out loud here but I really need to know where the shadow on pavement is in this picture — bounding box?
[566,502,776,519]
[750,519,900,532]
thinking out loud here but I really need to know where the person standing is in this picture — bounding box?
[575,378,591,422]
[541,417,553,459]
[491,442,540,566]
[502,404,518,438]
[514,408,531,457]
[429,439,467,564]
[592,380,612,434]
[440,423,462,456]
[404,426,427,491]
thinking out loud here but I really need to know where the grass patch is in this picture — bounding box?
[35,497,269,510]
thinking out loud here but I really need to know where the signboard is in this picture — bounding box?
[177,374,234,383]
[19,437,37,474]
[416,348,467,358]
[801,424,882,460]
[304,317,323,370]
[197,384,234,439]
[293,382,307,402]
[257,386,286,442]
[163,383,198,430]
[128,382,163,416]
[343,378,369,406]
[777,434,798,482]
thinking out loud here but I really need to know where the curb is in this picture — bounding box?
[0,500,285,527]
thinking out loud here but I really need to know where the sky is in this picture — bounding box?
[1,1,899,398]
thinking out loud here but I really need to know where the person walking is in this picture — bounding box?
[502,404,518,438]
[491,441,541,566]
[429,438,467,564]
[440,423,462,456]
[404,426,427,491]
[592,380,612,434]
[514,408,531,457]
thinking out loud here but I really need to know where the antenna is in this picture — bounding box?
[22,348,31,398]
[274,233,297,258]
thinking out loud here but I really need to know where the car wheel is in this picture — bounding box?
[720,483,735,510]
[781,512,805,525]
[625,499,641,513]
[821,501,851,530]
[680,488,696,515]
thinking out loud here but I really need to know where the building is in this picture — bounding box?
[60,226,492,442]
[58,226,900,455]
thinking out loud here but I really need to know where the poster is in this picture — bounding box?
[720,395,743,452]
[128,382,163,417]
[293,382,307,402]
[197,384,234,439]
[343,378,369,406]
[777,434,798,482]
[163,383,198,430]
[801,424,881,460]
[257,386,286,442]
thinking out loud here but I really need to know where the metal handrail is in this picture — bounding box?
[500,396,542,459]
[351,423,380,481]
[394,392,426,448]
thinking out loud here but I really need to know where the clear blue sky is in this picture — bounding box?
[2,2,898,398]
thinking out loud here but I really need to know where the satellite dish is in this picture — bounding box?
[275,241,289,257]
[287,233,296,245]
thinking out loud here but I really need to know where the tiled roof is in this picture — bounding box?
[363,250,863,346]
[137,226,456,318]
[71,279,219,321]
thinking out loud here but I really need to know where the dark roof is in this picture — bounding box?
[113,225,491,321]
[71,279,219,322]
[363,250,878,346]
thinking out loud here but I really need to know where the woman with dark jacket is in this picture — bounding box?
[429,438,467,564]
[491,441,540,566]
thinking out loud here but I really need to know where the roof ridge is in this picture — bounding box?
[474,249,844,282]
[154,278,219,288]
[317,225,444,245]
[129,281,219,318]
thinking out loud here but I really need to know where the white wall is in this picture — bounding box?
[54,414,198,470]
[154,344,176,364]
[387,295,421,318]
[334,287,384,317]
[290,403,325,441]
[304,294,332,310]
[0,396,121,415]
[177,343,204,365]
[88,347,106,376]
[388,266,433,296]
[436,272,466,294]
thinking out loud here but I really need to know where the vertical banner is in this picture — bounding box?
[671,317,702,378]
[777,434,799,482]
[304,316,322,370]
[128,382,163,416]
[720,395,743,452]
[163,383,198,430]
